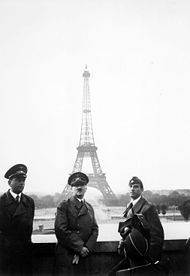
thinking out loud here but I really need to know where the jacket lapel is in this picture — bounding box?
[4,190,15,205]
[67,197,78,217]
[70,197,88,217]
[78,200,88,217]
[13,194,29,217]
[124,197,146,219]
[126,207,134,219]
[3,191,25,218]
[4,190,18,215]
[132,197,146,214]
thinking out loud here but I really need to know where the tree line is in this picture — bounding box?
[27,190,190,220]
[101,190,190,220]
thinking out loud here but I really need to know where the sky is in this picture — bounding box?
[0,0,190,197]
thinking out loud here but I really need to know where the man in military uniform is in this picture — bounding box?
[54,172,99,276]
[109,176,164,276]
[0,164,35,275]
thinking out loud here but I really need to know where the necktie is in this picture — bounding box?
[128,202,133,209]
[123,202,133,217]
[79,200,84,208]
[15,195,20,203]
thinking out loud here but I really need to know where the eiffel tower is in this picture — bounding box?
[62,66,117,205]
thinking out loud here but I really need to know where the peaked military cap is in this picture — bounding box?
[129,176,143,189]
[68,172,89,186]
[4,164,27,179]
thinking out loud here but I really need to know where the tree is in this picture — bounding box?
[29,194,41,209]
[40,195,55,208]
[143,190,153,201]
[168,191,181,206]
[178,199,190,221]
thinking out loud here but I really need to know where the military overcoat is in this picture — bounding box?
[54,196,98,275]
[55,196,98,253]
[0,190,35,275]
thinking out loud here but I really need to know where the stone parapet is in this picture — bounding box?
[32,239,190,275]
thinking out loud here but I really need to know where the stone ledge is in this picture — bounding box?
[32,239,188,253]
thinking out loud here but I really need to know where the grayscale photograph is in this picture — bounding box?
[0,0,190,275]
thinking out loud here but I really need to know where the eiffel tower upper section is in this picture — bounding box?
[78,67,96,149]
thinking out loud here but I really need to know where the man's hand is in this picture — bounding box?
[120,226,131,239]
[118,239,125,256]
[123,226,131,235]
[72,254,79,264]
[80,246,89,257]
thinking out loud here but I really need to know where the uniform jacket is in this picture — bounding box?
[122,196,164,262]
[55,196,99,254]
[0,190,35,274]
[0,190,35,242]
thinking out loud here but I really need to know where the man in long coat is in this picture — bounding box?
[0,164,35,275]
[109,176,164,276]
[54,172,99,276]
